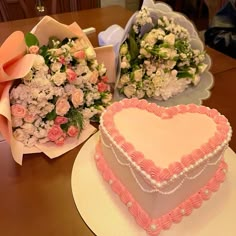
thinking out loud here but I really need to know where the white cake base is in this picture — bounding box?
[71,132,236,236]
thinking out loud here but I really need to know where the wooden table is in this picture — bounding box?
[0,5,236,236]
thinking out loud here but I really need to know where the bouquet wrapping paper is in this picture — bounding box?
[0,16,115,165]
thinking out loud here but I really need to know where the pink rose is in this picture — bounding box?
[74,50,86,60]
[24,113,37,123]
[102,76,109,83]
[98,82,109,92]
[71,89,84,108]
[29,45,39,54]
[56,98,70,116]
[54,135,66,146]
[67,125,79,137]
[66,68,77,83]
[47,125,64,142]
[11,104,26,118]
[55,116,68,125]
[59,56,65,64]
[89,70,98,84]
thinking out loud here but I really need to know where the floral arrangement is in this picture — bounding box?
[9,33,112,147]
[117,7,207,100]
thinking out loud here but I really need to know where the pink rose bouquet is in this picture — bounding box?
[9,33,112,147]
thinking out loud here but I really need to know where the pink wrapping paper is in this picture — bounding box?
[0,16,115,165]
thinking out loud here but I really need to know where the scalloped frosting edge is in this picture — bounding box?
[95,141,228,236]
[100,98,232,188]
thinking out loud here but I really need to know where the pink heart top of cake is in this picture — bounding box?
[100,98,232,186]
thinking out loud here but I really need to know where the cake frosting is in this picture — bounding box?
[95,98,232,235]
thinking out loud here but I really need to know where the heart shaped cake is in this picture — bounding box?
[95,98,232,235]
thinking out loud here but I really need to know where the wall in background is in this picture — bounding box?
[101,0,139,11]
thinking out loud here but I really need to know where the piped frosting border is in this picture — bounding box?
[100,98,232,188]
[95,141,228,236]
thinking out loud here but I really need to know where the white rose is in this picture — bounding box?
[51,71,66,86]
[33,55,45,70]
[98,63,107,76]
[50,62,62,72]
[123,84,136,98]
[85,47,96,60]
[120,61,130,69]
[136,90,145,99]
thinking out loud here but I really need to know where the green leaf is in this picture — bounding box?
[45,109,57,120]
[128,36,139,61]
[25,33,39,47]
[177,71,193,79]
[66,108,84,130]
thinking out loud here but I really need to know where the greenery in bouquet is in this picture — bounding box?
[10,33,112,147]
[117,7,207,100]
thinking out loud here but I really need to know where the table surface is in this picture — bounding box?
[0,5,236,236]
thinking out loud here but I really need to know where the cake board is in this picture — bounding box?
[71,132,236,236]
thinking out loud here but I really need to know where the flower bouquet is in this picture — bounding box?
[98,0,213,106]
[0,16,114,164]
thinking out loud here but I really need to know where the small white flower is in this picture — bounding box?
[164,33,175,46]
[102,93,112,104]
[133,69,143,82]
[120,43,128,55]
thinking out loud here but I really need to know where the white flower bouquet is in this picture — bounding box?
[116,6,209,101]
[0,16,114,164]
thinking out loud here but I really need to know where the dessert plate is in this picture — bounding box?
[71,132,236,236]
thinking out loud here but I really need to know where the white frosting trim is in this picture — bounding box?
[101,136,228,194]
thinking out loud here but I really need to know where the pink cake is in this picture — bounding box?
[95,98,232,235]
